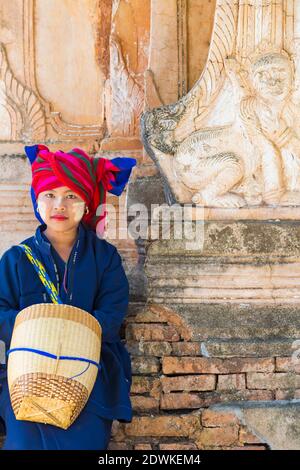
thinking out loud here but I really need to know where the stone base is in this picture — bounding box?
[146,219,300,304]
[112,302,300,450]
[164,303,300,357]
[114,219,300,449]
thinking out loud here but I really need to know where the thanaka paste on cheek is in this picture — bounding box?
[37,200,47,221]
[71,201,85,222]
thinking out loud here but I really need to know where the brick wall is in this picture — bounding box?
[108,303,279,450]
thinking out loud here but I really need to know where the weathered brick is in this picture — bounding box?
[161,393,209,410]
[127,341,172,357]
[275,357,291,372]
[131,396,159,412]
[127,324,180,342]
[219,390,273,401]
[129,310,167,323]
[147,304,192,340]
[110,421,126,442]
[239,427,262,444]
[161,375,216,392]
[276,357,300,373]
[202,409,239,427]
[247,372,300,389]
[159,443,198,450]
[162,357,274,375]
[142,342,173,356]
[230,446,267,451]
[195,426,239,447]
[126,324,154,341]
[125,341,145,356]
[217,374,246,390]
[134,444,152,450]
[150,325,180,341]
[131,356,160,375]
[125,416,200,437]
[275,389,300,400]
[172,342,202,356]
[108,442,132,450]
[160,389,273,410]
[131,376,161,397]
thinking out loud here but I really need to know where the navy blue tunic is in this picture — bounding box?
[0,221,132,448]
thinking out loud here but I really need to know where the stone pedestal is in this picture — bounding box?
[116,217,300,450]
[145,217,300,357]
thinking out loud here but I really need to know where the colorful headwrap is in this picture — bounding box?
[24,145,136,237]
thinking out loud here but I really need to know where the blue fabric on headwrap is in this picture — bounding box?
[109,157,137,196]
[25,145,45,225]
[24,144,39,165]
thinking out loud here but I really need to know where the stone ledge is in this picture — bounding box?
[163,303,300,342]
[201,338,297,358]
[147,220,300,257]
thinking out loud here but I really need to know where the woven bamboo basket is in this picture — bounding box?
[7,303,101,430]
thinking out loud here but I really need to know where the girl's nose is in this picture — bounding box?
[54,197,66,210]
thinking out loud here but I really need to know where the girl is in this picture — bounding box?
[0,145,136,450]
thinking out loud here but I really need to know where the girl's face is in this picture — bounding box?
[37,186,86,232]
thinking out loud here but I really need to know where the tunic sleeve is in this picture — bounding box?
[0,248,20,352]
[93,247,129,343]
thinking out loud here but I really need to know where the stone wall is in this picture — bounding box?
[111,303,300,450]
[107,218,300,450]
[2,0,300,450]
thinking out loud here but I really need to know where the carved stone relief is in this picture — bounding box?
[142,0,300,208]
[0,0,106,148]
[105,35,144,138]
[101,0,150,149]
[0,0,152,152]
[0,43,46,141]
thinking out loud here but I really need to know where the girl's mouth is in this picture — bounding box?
[51,215,68,220]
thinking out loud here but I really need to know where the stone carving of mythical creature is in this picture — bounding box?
[175,43,300,207]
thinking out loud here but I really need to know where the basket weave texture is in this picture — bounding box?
[8,303,101,429]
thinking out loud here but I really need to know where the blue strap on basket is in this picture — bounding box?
[6,348,101,380]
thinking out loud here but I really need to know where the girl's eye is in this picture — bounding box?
[44,193,77,199]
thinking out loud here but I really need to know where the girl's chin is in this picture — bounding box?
[46,219,78,228]
[43,216,82,227]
